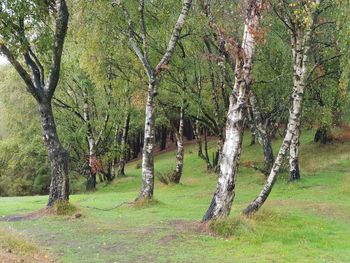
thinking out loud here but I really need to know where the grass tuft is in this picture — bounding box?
[210,215,256,238]
[132,198,162,209]
[50,201,78,216]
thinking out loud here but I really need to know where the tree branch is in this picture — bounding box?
[46,0,69,99]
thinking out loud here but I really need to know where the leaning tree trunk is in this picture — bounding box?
[203,0,263,221]
[243,18,316,214]
[170,107,185,184]
[249,91,274,175]
[138,78,157,199]
[40,103,69,207]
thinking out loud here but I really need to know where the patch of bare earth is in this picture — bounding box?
[168,220,215,236]
[1,208,47,222]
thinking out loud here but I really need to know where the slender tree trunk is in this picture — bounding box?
[203,0,263,221]
[83,90,97,191]
[110,123,120,180]
[138,78,157,199]
[249,91,274,175]
[213,136,224,172]
[170,107,185,183]
[243,16,317,214]
[203,127,212,170]
[193,118,204,158]
[40,103,69,207]
[118,110,131,177]
[289,131,300,181]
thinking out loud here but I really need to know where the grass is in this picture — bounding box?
[0,130,350,262]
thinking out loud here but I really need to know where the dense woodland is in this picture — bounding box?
[0,0,349,224]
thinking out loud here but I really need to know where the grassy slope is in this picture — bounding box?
[0,130,350,263]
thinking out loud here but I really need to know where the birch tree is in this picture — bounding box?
[243,0,321,215]
[0,0,70,206]
[114,0,193,200]
[203,0,265,221]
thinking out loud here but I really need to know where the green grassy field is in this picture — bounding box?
[1,130,350,262]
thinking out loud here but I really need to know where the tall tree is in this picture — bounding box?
[243,0,321,215]
[0,0,70,206]
[203,0,265,221]
[114,0,193,200]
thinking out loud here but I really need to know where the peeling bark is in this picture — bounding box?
[118,0,193,200]
[138,79,157,199]
[203,0,263,221]
[243,1,320,214]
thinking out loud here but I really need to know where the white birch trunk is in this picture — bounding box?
[243,4,319,214]
[138,78,157,199]
[203,0,263,221]
[171,106,185,184]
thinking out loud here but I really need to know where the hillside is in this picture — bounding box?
[1,131,350,263]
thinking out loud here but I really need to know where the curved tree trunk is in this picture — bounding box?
[243,7,319,214]
[203,0,263,221]
[40,103,70,207]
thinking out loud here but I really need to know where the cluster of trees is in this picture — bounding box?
[0,0,349,220]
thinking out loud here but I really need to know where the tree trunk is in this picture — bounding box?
[243,16,317,214]
[118,110,131,177]
[40,103,69,207]
[203,127,212,170]
[193,116,205,160]
[289,131,300,181]
[138,78,157,199]
[203,0,262,221]
[160,125,167,150]
[213,136,224,173]
[170,107,185,184]
[249,91,274,175]
[83,90,97,191]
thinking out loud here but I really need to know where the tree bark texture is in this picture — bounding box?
[203,0,263,221]
[170,107,185,184]
[243,5,319,214]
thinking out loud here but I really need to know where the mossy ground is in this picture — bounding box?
[0,130,349,262]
